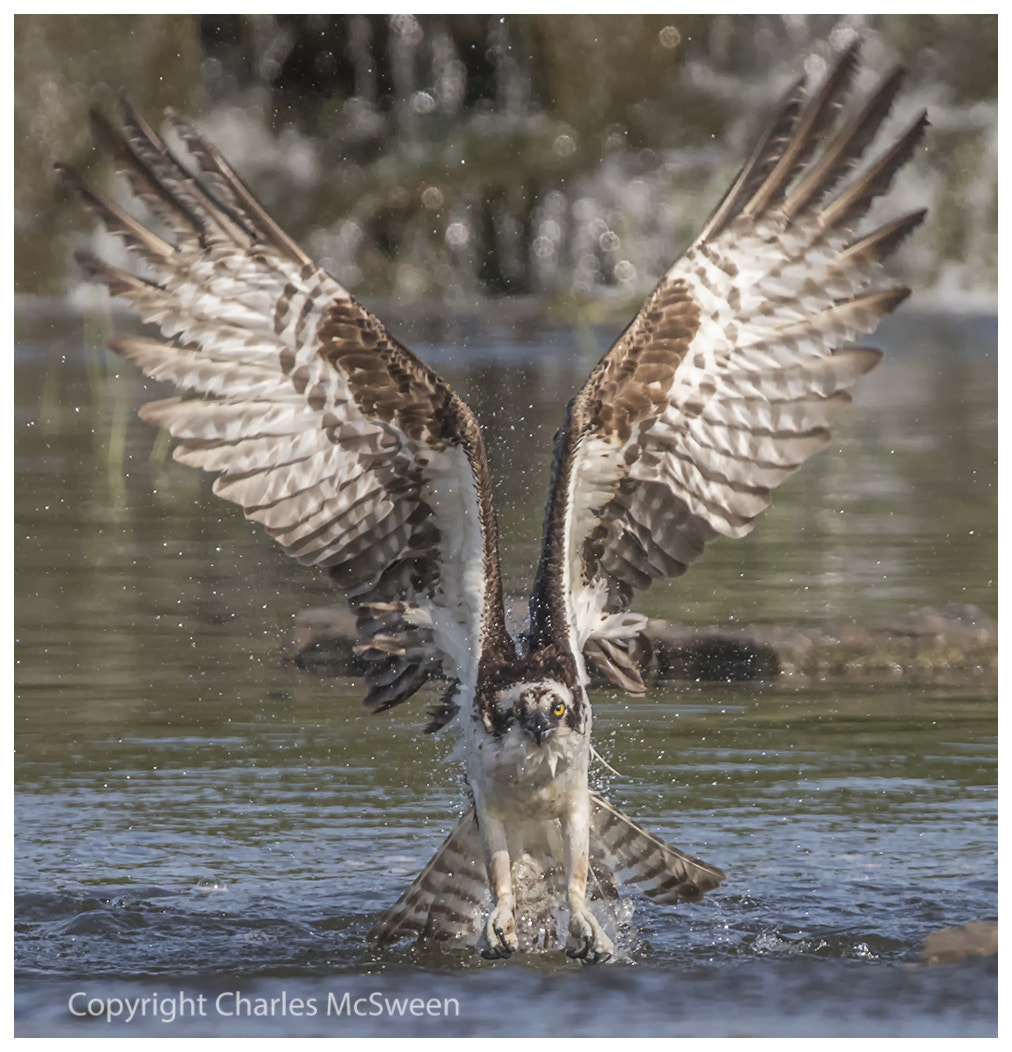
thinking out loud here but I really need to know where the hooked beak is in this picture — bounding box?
[520,710,552,746]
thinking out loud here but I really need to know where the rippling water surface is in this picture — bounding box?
[15,308,997,1037]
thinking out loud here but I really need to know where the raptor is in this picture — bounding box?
[59,40,926,963]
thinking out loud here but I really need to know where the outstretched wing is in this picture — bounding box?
[58,101,515,730]
[528,42,928,688]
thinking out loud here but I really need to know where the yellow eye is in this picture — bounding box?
[551,700,566,719]
[512,703,521,719]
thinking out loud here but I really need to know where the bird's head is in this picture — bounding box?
[495,679,576,745]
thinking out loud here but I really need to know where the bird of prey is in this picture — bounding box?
[58,40,926,964]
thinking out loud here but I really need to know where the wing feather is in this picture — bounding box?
[62,105,516,727]
[529,43,926,688]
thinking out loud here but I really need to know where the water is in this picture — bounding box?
[14,306,997,1037]
[21,16,998,313]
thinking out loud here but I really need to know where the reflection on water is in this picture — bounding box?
[14,306,996,1036]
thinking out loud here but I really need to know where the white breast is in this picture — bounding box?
[467,721,589,823]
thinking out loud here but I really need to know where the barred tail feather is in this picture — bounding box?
[371,797,723,948]
[369,809,487,945]
[590,794,726,904]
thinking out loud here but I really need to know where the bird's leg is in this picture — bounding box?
[563,795,614,964]
[478,810,518,958]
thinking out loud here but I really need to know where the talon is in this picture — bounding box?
[494,925,513,954]
[566,906,614,964]
[481,902,518,960]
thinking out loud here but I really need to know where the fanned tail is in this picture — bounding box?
[371,795,724,949]
[590,794,726,904]
[369,808,487,946]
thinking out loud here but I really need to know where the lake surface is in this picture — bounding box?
[14,305,997,1037]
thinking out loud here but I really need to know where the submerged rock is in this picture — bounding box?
[921,920,998,965]
[288,602,997,685]
[646,603,997,684]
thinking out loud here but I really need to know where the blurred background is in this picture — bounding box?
[15,12,998,312]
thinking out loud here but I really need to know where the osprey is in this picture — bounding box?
[59,41,926,964]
